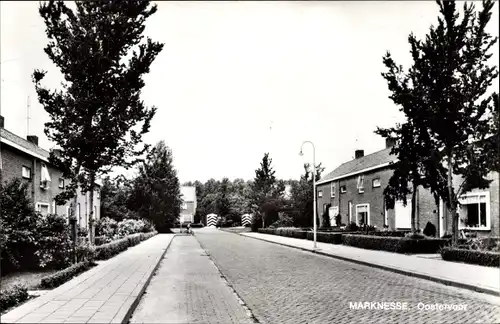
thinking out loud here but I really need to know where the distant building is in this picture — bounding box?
[0,115,101,229]
[180,186,197,223]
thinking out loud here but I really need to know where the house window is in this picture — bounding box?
[40,163,52,189]
[318,190,323,198]
[356,204,370,226]
[372,178,381,188]
[458,192,490,230]
[330,183,335,198]
[340,185,347,193]
[357,175,365,193]
[36,203,50,216]
[96,189,100,199]
[22,166,31,179]
[59,178,64,189]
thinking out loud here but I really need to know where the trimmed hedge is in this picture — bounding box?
[0,285,29,313]
[342,234,449,254]
[94,236,108,246]
[95,231,157,261]
[440,247,500,267]
[40,261,96,289]
[306,232,343,244]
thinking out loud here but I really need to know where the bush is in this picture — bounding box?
[307,232,343,244]
[40,261,96,289]
[75,242,96,262]
[342,234,450,254]
[95,217,118,239]
[0,285,29,313]
[94,231,157,261]
[94,236,109,246]
[345,222,359,231]
[366,231,408,237]
[35,214,73,269]
[0,178,40,274]
[423,222,437,237]
[441,246,500,267]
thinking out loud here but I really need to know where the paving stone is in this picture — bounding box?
[1,234,174,324]
[197,229,500,324]
[129,236,254,324]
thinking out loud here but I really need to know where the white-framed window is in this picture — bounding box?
[355,204,370,226]
[22,166,32,179]
[96,188,100,199]
[94,206,98,220]
[329,206,339,226]
[52,200,56,214]
[330,182,335,198]
[36,202,50,216]
[340,185,347,193]
[66,205,70,217]
[357,175,365,193]
[372,178,381,188]
[458,191,490,230]
[58,178,64,189]
[318,190,323,198]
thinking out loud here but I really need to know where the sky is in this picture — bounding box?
[1,1,498,183]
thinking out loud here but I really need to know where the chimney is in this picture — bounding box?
[27,135,39,146]
[386,138,396,148]
[355,149,364,159]
[0,115,4,128]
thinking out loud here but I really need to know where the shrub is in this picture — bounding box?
[40,261,96,289]
[423,222,437,237]
[95,237,130,260]
[75,242,96,262]
[345,222,359,231]
[0,178,40,274]
[77,226,89,238]
[94,236,109,246]
[0,285,29,313]
[441,246,500,267]
[95,217,118,239]
[35,214,73,269]
[367,231,408,237]
[307,232,343,244]
[342,234,449,254]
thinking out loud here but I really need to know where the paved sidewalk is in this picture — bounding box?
[242,232,500,296]
[130,235,254,324]
[1,234,175,324]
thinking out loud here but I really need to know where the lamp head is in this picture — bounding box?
[299,150,303,156]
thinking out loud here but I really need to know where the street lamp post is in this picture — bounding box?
[299,141,317,249]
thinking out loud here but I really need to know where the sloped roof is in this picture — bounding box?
[1,127,102,187]
[181,186,196,202]
[1,128,50,160]
[318,147,397,184]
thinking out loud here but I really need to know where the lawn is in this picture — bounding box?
[0,270,58,292]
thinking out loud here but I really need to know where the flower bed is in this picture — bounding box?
[40,261,96,289]
[342,234,450,254]
[440,247,500,267]
[0,285,29,314]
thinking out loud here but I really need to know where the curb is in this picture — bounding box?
[122,234,177,324]
[239,233,500,297]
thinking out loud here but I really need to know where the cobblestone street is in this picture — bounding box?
[196,229,500,324]
[129,235,254,324]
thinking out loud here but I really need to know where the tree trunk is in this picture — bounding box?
[88,173,96,245]
[411,183,417,234]
[447,153,458,243]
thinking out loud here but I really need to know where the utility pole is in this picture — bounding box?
[27,96,31,136]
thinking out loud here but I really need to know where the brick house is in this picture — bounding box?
[316,138,499,238]
[180,186,196,224]
[0,117,101,230]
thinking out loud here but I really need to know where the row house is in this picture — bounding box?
[316,138,499,238]
[0,115,101,230]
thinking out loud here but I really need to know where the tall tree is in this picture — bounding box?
[100,175,134,221]
[290,163,324,227]
[250,153,285,227]
[33,0,164,243]
[215,178,232,220]
[380,0,498,241]
[128,141,182,232]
